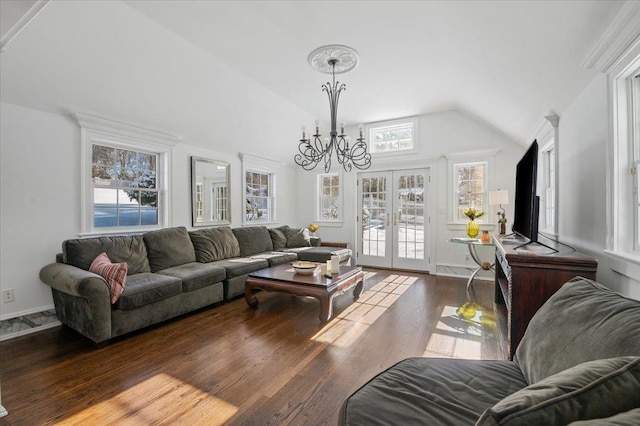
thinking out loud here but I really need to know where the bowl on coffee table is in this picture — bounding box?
[291,261,318,275]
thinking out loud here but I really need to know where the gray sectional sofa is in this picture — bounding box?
[39,225,351,343]
[340,277,640,425]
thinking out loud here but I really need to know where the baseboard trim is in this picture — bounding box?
[0,404,7,417]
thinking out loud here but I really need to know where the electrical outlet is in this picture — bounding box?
[2,289,14,303]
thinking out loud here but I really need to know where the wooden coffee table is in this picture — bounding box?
[245,264,365,322]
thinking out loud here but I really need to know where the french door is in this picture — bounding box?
[357,168,430,270]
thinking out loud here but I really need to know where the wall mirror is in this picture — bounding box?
[191,157,231,226]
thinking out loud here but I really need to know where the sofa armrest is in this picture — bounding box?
[40,263,113,343]
[40,263,110,299]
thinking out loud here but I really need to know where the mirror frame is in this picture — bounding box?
[191,157,231,227]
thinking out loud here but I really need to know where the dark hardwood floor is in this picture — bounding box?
[0,270,505,425]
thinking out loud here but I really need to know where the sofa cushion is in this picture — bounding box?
[113,272,182,310]
[157,262,227,293]
[89,252,127,303]
[340,358,527,426]
[515,277,640,384]
[269,226,289,250]
[211,258,269,279]
[285,227,311,248]
[189,226,240,262]
[250,251,298,267]
[296,246,351,263]
[476,357,640,426]
[63,234,150,274]
[143,227,196,272]
[232,226,273,257]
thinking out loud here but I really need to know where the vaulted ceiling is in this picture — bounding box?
[0,0,624,160]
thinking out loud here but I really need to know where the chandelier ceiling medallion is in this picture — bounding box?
[295,45,372,172]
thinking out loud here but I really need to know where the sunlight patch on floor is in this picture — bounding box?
[56,373,238,425]
[422,304,495,360]
[311,274,415,347]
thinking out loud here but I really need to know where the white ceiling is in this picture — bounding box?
[0,0,625,159]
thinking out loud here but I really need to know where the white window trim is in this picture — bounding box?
[589,1,640,278]
[241,153,279,226]
[74,113,180,236]
[444,148,499,227]
[532,114,559,236]
[365,116,419,157]
[316,172,343,225]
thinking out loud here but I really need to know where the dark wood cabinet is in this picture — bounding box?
[494,234,597,359]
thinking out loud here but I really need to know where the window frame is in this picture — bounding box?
[75,113,178,236]
[452,161,488,224]
[241,153,279,225]
[316,172,343,224]
[532,115,559,236]
[365,116,419,157]
[605,41,640,269]
[444,149,498,227]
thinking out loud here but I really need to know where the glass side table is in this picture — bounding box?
[448,237,495,290]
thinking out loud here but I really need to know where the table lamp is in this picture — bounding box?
[489,189,509,235]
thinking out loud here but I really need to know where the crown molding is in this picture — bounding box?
[0,0,50,53]
[72,112,181,147]
[583,1,640,73]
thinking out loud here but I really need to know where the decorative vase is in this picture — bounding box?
[466,220,480,238]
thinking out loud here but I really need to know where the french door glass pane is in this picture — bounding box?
[361,176,387,257]
[397,173,425,260]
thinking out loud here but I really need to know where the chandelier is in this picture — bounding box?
[295,45,372,173]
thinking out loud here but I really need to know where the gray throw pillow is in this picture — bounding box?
[285,227,311,248]
[476,357,640,426]
[232,226,273,257]
[189,226,240,262]
[63,234,150,275]
[143,227,196,272]
[269,226,289,251]
[515,277,640,385]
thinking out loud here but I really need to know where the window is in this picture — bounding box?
[245,170,273,222]
[454,162,487,222]
[91,144,159,228]
[632,74,640,250]
[533,114,558,236]
[75,113,178,235]
[541,142,556,233]
[605,41,640,263]
[317,173,342,222]
[241,152,280,225]
[366,117,418,154]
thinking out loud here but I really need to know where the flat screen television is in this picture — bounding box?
[512,140,539,242]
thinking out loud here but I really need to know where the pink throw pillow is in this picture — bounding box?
[89,252,128,304]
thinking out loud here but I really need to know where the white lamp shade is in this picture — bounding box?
[489,189,509,205]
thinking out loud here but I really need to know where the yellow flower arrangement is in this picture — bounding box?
[463,207,484,220]
[307,223,319,233]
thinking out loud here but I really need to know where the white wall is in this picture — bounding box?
[559,74,640,299]
[0,102,299,319]
[294,110,523,272]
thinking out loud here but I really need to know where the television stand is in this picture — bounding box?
[493,234,597,359]
[513,239,559,253]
